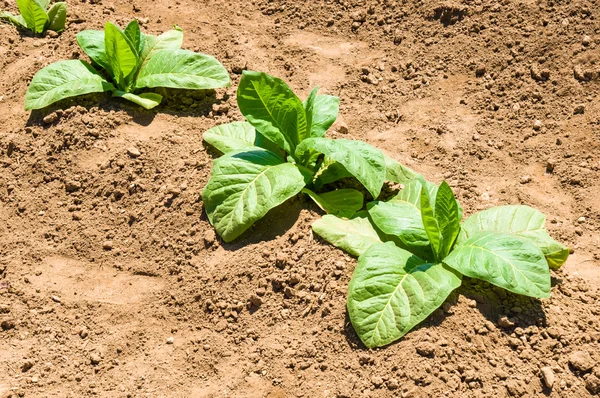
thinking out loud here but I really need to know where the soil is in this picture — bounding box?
[1,0,600,397]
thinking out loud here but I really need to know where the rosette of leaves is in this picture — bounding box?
[313,178,569,348]
[24,20,230,110]
[0,0,66,34]
[201,70,419,242]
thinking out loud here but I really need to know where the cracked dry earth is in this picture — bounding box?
[1,0,600,397]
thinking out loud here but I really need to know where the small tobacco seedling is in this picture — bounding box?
[313,177,569,348]
[0,0,66,34]
[24,20,230,110]
[202,71,418,242]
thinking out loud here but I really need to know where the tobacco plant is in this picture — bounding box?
[202,71,417,242]
[24,20,230,110]
[1,0,66,34]
[313,177,569,348]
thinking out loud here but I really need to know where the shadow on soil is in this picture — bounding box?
[26,88,221,127]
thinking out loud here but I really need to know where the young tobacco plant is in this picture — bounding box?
[313,177,569,348]
[0,0,66,34]
[202,71,418,242]
[24,20,230,110]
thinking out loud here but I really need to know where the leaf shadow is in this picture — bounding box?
[25,88,220,127]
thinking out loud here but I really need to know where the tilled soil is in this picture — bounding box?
[1,0,600,397]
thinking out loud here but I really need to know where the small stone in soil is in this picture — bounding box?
[166,336,174,344]
[569,350,595,372]
[540,366,555,388]
[498,316,515,328]
[102,240,113,250]
[416,342,436,357]
[127,147,141,158]
[573,104,585,115]
[90,353,102,365]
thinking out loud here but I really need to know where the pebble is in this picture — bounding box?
[586,375,600,394]
[102,240,113,250]
[46,30,59,38]
[475,64,486,77]
[582,35,592,46]
[90,353,102,365]
[203,230,216,247]
[546,159,556,173]
[519,175,532,184]
[166,336,174,344]
[65,180,82,192]
[51,295,61,303]
[533,120,543,131]
[215,320,227,332]
[416,342,436,357]
[127,147,141,158]
[540,367,555,388]
[573,104,585,115]
[577,217,586,224]
[498,316,515,328]
[569,351,595,372]
[42,112,59,124]
[21,360,35,372]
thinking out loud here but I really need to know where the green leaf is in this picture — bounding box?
[135,49,230,90]
[304,88,339,138]
[38,0,50,8]
[113,90,162,109]
[140,28,183,61]
[104,21,139,89]
[458,205,569,270]
[384,155,422,184]
[444,231,551,298]
[348,242,462,348]
[124,19,144,55]
[17,0,48,33]
[434,181,461,259]
[311,211,383,257]
[202,148,306,242]
[25,60,114,110]
[76,30,110,71]
[313,159,352,189]
[237,71,307,156]
[1,11,28,28]
[45,2,66,32]
[367,200,432,260]
[296,138,385,199]
[420,185,443,261]
[303,188,363,218]
[203,122,257,154]
[392,178,464,222]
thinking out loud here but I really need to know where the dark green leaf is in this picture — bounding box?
[434,181,461,258]
[420,186,443,261]
[124,19,144,55]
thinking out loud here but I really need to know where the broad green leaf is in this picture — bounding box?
[237,71,307,156]
[304,88,339,138]
[420,186,442,261]
[367,200,432,260]
[38,0,50,8]
[46,2,66,32]
[384,155,422,184]
[392,178,464,221]
[202,148,306,242]
[113,90,162,109]
[296,138,385,199]
[444,231,551,298]
[312,211,383,257]
[135,49,230,91]
[203,122,256,154]
[0,11,28,28]
[138,28,183,72]
[303,188,363,218]
[435,181,461,259]
[348,242,462,348]
[458,205,569,270]
[124,20,144,55]
[104,21,139,89]
[76,30,110,71]
[17,0,48,33]
[25,60,114,110]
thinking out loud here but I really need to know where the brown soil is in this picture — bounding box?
[1,0,600,397]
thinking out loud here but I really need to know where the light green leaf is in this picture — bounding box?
[303,188,363,218]
[138,28,183,73]
[135,49,230,90]
[367,200,432,260]
[124,19,144,55]
[203,122,257,154]
[17,0,48,33]
[46,2,66,32]
[304,88,339,138]
[113,90,162,109]
[76,30,110,71]
[312,211,383,257]
[458,205,569,270]
[348,242,462,348]
[435,181,461,259]
[392,178,463,221]
[38,0,50,8]
[296,138,385,199]
[25,60,114,110]
[420,185,443,261]
[202,148,306,242]
[1,11,28,28]
[237,71,307,156]
[313,159,352,189]
[444,231,551,298]
[104,21,139,89]
[384,155,422,184]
